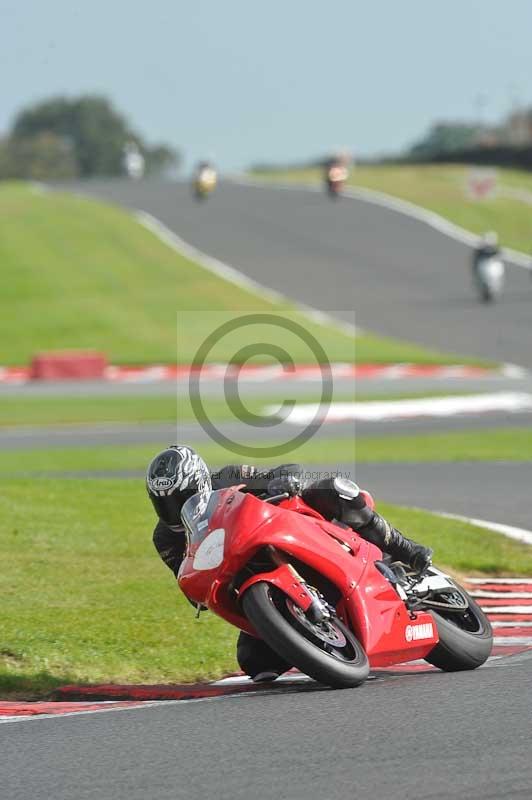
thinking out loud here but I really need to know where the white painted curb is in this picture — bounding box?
[434,510,532,546]
[467,577,532,584]
[265,392,532,424]
[235,177,532,272]
[135,210,358,339]
[57,184,358,342]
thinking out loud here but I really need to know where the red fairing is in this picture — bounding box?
[178,488,438,664]
[239,564,316,612]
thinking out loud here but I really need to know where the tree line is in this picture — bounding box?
[0,95,180,180]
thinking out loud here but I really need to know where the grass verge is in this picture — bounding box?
[1,478,530,698]
[3,427,532,475]
[0,182,468,366]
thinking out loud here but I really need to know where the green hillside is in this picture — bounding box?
[0,182,476,365]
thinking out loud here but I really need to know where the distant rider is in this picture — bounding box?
[146,445,433,682]
[194,160,217,190]
[472,231,500,278]
[324,155,348,196]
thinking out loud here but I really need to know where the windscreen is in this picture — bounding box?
[181,489,224,547]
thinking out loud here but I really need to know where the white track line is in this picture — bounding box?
[470,591,532,599]
[136,210,357,339]
[63,186,357,342]
[491,621,532,627]
[55,184,532,380]
[3,651,513,726]
[481,606,532,614]
[493,637,532,646]
[266,392,532,424]
[467,577,532,585]
[214,673,310,687]
[236,176,532,272]
[0,695,257,725]
[4,598,528,725]
[436,512,532,547]
[0,700,165,725]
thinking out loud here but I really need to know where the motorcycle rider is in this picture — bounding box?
[472,231,500,278]
[193,160,217,195]
[147,445,433,681]
[324,154,348,196]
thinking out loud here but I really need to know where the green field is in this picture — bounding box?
[0,182,477,367]
[4,427,532,476]
[253,164,532,255]
[2,477,531,698]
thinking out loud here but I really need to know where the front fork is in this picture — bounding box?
[238,547,330,623]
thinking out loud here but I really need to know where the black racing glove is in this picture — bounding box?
[267,473,302,498]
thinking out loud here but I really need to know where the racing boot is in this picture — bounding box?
[332,477,433,572]
[236,631,292,682]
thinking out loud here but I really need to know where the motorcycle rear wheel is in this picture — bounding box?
[425,588,493,671]
[242,582,369,689]
[480,284,495,302]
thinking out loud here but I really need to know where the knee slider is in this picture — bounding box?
[333,478,375,529]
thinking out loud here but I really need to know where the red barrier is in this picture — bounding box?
[30,351,108,381]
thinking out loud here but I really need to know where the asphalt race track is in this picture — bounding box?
[67,178,532,367]
[4,653,532,800]
[4,180,531,800]
[4,408,532,450]
[3,373,532,397]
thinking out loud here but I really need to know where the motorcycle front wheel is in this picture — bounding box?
[242,582,369,688]
[425,587,493,671]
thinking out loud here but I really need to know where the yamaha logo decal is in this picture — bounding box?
[405,622,434,642]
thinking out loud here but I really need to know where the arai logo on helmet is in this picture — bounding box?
[151,477,174,491]
[405,622,434,642]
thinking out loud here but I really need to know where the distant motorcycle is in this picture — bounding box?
[325,164,348,198]
[194,167,217,201]
[179,486,493,689]
[474,255,505,302]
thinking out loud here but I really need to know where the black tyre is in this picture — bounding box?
[242,582,369,688]
[473,269,494,302]
[425,588,493,671]
[481,285,494,303]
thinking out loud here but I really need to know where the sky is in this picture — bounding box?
[1,0,532,171]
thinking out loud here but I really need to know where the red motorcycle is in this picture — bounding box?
[325,164,348,198]
[178,486,493,688]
